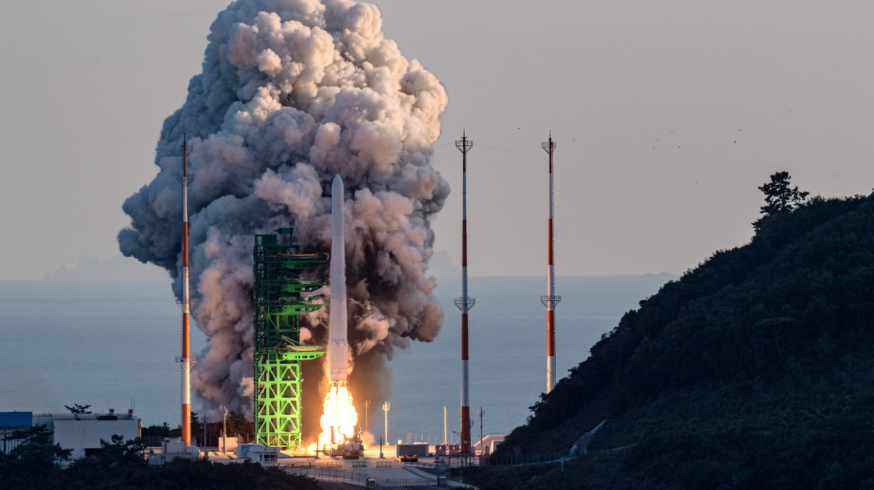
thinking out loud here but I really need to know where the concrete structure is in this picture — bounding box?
[434,443,460,457]
[0,410,141,460]
[236,443,280,466]
[473,435,505,456]
[147,437,201,465]
[219,435,239,453]
[395,443,429,458]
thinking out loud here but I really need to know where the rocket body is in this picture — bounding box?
[320,178,358,444]
[329,175,348,382]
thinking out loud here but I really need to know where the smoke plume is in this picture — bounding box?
[119,0,449,419]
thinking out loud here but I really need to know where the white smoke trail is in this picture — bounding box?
[119,0,448,419]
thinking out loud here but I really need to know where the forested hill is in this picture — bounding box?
[475,192,874,489]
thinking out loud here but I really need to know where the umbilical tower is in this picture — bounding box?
[253,229,327,448]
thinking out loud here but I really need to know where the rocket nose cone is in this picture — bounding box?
[332,174,343,193]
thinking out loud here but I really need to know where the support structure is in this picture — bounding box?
[540,133,561,393]
[176,139,196,445]
[253,229,326,448]
[454,132,475,454]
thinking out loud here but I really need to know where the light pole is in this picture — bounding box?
[221,405,228,453]
[365,399,371,435]
[383,402,390,447]
[477,408,485,456]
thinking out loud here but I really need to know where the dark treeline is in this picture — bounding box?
[141,411,254,448]
[469,175,874,489]
[0,425,319,490]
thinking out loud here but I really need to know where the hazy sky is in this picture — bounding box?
[2,1,873,280]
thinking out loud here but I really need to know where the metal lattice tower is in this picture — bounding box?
[455,131,475,454]
[253,229,326,448]
[540,133,561,393]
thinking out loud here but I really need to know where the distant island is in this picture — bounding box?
[41,256,167,282]
[468,173,874,489]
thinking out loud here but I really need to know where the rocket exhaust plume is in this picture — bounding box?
[118,0,449,422]
[320,382,358,445]
[321,175,358,445]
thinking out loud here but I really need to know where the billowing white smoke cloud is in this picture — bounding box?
[119,0,448,418]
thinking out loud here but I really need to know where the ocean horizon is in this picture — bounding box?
[0,274,674,444]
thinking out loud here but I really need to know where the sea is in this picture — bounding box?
[0,274,674,444]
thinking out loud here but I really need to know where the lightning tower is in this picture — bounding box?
[454,132,475,454]
[540,133,561,393]
[177,138,195,444]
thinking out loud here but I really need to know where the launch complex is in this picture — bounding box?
[174,136,558,455]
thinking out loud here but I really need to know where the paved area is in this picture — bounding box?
[199,446,477,489]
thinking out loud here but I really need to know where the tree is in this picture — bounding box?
[1,424,71,464]
[0,424,71,487]
[226,410,254,443]
[92,434,146,468]
[753,171,809,231]
[64,403,92,414]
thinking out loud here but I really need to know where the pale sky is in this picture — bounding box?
[2,1,873,280]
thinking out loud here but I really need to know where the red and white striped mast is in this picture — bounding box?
[177,138,195,444]
[540,133,561,393]
[454,131,475,454]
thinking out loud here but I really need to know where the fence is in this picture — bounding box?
[285,466,371,486]
[483,450,575,466]
[368,477,437,488]
[284,465,440,488]
[404,460,444,471]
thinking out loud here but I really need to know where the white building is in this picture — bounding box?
[236,444,279,466]
[147,437,201,465]
[0,410,141,460]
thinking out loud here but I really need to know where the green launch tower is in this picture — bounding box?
[253,228,327,448]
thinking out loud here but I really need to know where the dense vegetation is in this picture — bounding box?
[469,179,874,489]
[0,425,320,490]
[140,410,254,447]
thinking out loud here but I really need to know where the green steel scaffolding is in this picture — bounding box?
[253,228,327,448]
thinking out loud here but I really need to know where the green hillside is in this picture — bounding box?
[469,186,874,489]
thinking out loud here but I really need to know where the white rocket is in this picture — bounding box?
[329,175,348,382]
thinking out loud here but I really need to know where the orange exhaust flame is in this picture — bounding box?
[320,381,358,445]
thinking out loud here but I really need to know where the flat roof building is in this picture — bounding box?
[0,410,141,461]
